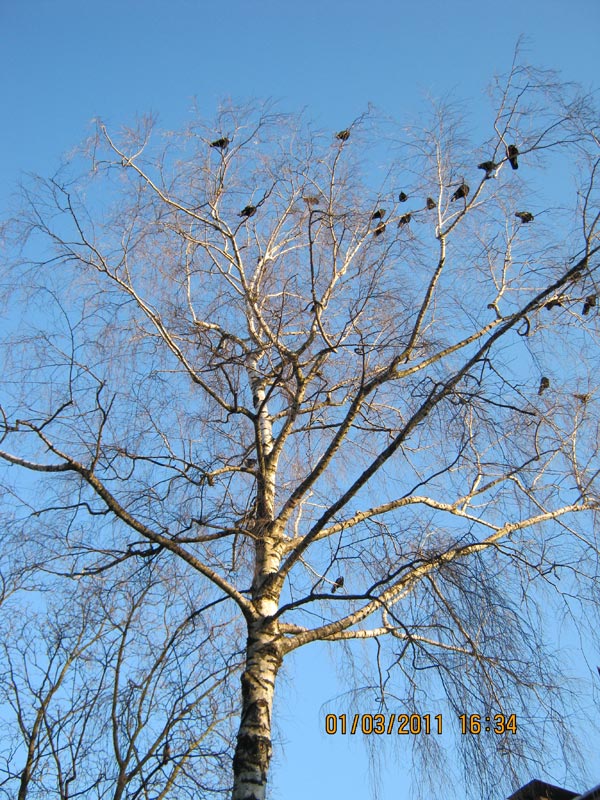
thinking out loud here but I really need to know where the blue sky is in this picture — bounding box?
[1,0,598,216]
[1,1,599,798]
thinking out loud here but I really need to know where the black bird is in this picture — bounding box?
[583,294,597,315]
[373,222,386,236]
[515,211,534,223]
[544,297,563,310]
[371,208,386,220]
[336,129,350,141]
[538,376,550,395]
[398,213,411,227]
[478,160,498,179]
[507,144,519,169]
[331,576,344,593]
[210,137,230,149]
[161,742,171,766]
[398,191,408,202]
[450,183,469,202]
[426,197,436,209]
[239,205,257,218]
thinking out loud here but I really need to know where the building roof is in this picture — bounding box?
[508,780,600,800]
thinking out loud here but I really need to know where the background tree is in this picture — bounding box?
[1,59,599,800]
[0,561,241,798]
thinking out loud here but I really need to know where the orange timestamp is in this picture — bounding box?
[324,713,517,736]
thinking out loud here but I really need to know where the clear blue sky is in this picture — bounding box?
[1,1,598,798]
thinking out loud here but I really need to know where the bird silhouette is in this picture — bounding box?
[336,129,350,141]
[371,208,386,220]
[331,576,344,593]
[478,161,497,179]
[161,742,171,765]
[426,197,436,209]
[398,213,411,227]
[450,183,469,202]
[582,294,597,315]
[538,377,550,395]
[303,195,320,205]
[507,144,519,169]
[398,191,408,202]
[515,211,534,223]
[544,297,563,310]
[239,205,257,218]
[373,222,386,236]
[210,137,230,149]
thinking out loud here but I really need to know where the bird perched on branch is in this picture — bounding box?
[538,376,550,395]
[210,137,230,149]
[398,191,408,202]
[582,294,597,315]
[371,208,386,220]
[507,144,519,169]
[239,205,257,218]
[161,742,171,765]
[331,576,344,593]
[426,197,436,209]
[478,160,498,179]
[336,129,350,141]
[450,182,469,202]
[515,211,534,223]
[398,213,411,227]
[544,297,564,310]
[373,222,386,236]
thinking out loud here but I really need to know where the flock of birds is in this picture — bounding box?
[209,130,534,228]
[210,128,597,318]
[209,129,595,330]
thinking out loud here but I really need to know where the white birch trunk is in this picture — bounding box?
[231,623,282,800]
[231,360,284,799]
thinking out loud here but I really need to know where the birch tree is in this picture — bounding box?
[1,59,599,799]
